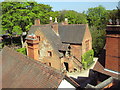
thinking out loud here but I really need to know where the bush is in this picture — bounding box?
[82,49,94,69]
[16,48,27,55]
[0,43,3,48]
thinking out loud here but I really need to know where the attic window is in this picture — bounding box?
[48,51,52,57]
[37,36,40,41]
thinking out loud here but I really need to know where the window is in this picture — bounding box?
[37,36,40,41]
[48,51,52,57]
[38,50,40,56]
[85,40,89,51]
[48,62,51,66]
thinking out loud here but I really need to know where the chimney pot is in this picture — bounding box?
[109,19,112,25]
[54,17,58,23]
[116,19,119,25]
[50,17,52,21]
[35,19,40,25]
[49,17,53,24]
[63,18,68,25]
[65,18,68,21]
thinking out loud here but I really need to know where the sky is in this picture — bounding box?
[1,0,120,13]
[40,2,119,13]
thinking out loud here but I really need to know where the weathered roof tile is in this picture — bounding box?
[2,46,64,88]
[58,24,86,44]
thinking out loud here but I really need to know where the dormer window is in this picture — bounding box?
[48,51,52,57]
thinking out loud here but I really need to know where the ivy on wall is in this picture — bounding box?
[81,49,94,69]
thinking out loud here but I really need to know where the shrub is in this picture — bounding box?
[0,43,4,49]
[82,49,94,69]
[16,48,27,55]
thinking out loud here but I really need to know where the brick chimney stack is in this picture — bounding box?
[105,19,120,73]
[34,19,40,25]
[52,17,59,35]
[26,33,39,60]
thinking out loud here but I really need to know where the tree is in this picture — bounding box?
[1,1,52,47]
[86,5,109,30]
[86,6,108,56]
[58,10,88,24]
[90,26,106,56]
[108,9,120,24]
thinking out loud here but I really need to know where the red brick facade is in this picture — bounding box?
[26,19,92,72]
[26,35,39,60]
[105,25,120,72]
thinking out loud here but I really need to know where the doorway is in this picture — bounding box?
[64,62,69,71]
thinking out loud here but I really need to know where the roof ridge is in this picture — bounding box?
[58,24,87,26]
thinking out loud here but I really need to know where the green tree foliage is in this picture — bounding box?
[1,1,53,46]
[86,6,108,56]
[87,5,108,29]
[16,47,27,55]
[90,26,106,56]
[108,9,120,24]
[58,10,88,24]
[1,2,53,35]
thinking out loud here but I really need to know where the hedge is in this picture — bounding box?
[82,49,94,69]
[16,48,27,55]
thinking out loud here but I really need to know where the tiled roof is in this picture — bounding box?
[2,46,64,88]
[93,48,120,79]
[58,24,86,44]
[59,43,70,51]
[27,25,63,57]
[93,61,120,79]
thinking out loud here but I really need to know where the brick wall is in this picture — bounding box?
[70,44,82,60]
[35,30,62,71]
[105,35,120,72]
[82,24,92,54]
[26,37,39,61]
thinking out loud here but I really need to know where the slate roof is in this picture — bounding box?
[58,24,86,44]
[27,25,63,57]
[2,46,64,88]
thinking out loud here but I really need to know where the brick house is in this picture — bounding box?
[85,21,120,89]
[25,18,92,72]
[70,20,120,89]
[2,46,80,88]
